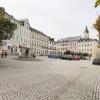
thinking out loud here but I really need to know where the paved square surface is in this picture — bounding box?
[0,56,100,100]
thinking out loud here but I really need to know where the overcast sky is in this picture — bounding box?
[0,0,100,40]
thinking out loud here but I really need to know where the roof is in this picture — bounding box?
[19,19,30,26]
[84,26,89,33]
[19,19,29,24]
[30,27,49,37]
[49,37,54,41]
[78,38,98,42]
[57,36,82,43]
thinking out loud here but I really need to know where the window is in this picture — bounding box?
[65,43,68,46]
[87,44,89,46]
[8,46,10,50]
[87,49,89,51]
[21,38,22,42]
[90,49,92,51]
[16,36,18,42]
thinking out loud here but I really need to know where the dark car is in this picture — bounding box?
[92,58,100,65]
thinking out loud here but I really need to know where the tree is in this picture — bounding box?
[95,0,100,7]
[94,16,100,47]
[0,18,17,43]
[64,50,70,55]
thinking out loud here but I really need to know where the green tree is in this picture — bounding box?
[94,16,100,47]
[0,18,17,43]
[95,0,100,7]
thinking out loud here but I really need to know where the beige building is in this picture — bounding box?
[56,36,81,55]
[0,7,32,55]
[78,26,98,59]
[55,27,98,58]
[78,38,98,56]
[55,40,68,56]
[31,27,49,56]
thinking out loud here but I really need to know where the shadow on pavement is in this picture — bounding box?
[13,57,43,61]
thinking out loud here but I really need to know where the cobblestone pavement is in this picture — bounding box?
[0,56,100,100]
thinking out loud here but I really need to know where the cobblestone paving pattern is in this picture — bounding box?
[0,57,100,100]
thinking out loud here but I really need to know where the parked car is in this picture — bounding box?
[92,58,100,65]
[80,56,87,60]
[54,55,61,59]
[72,55,80,60]
[48,54,55,58]
[48,54,60,59]
[61,55,73,60]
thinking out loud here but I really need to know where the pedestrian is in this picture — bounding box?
[32,53,36,58]
[1,50,4,58]
[5,50,8,58]
[88,54,91,60]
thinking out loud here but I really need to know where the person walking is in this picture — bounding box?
[5,50,8,58]
[1,50,5,58]
[32,52,36,58]
[88,54,91,60]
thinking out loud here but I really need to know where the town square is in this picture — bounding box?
[0,56,100,100]
[0,0,100,100]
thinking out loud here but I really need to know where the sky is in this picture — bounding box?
[0,0,100,40]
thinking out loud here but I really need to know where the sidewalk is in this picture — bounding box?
[0,55,46,62]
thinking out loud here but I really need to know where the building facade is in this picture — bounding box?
[55,27,98,59]
[48,37,56,55]
[78,27,98,59]
[0,7,32,55]
[56,36,82,56]
[0,7,98,58]
[78,38,98,56]
[31,28,49,56]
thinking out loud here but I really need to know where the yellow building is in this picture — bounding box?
[78,26,98,59]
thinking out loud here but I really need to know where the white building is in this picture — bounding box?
[0,8,32,55]
[48,37,56,55]
[31,27,49,56]
[18,19,32,54]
